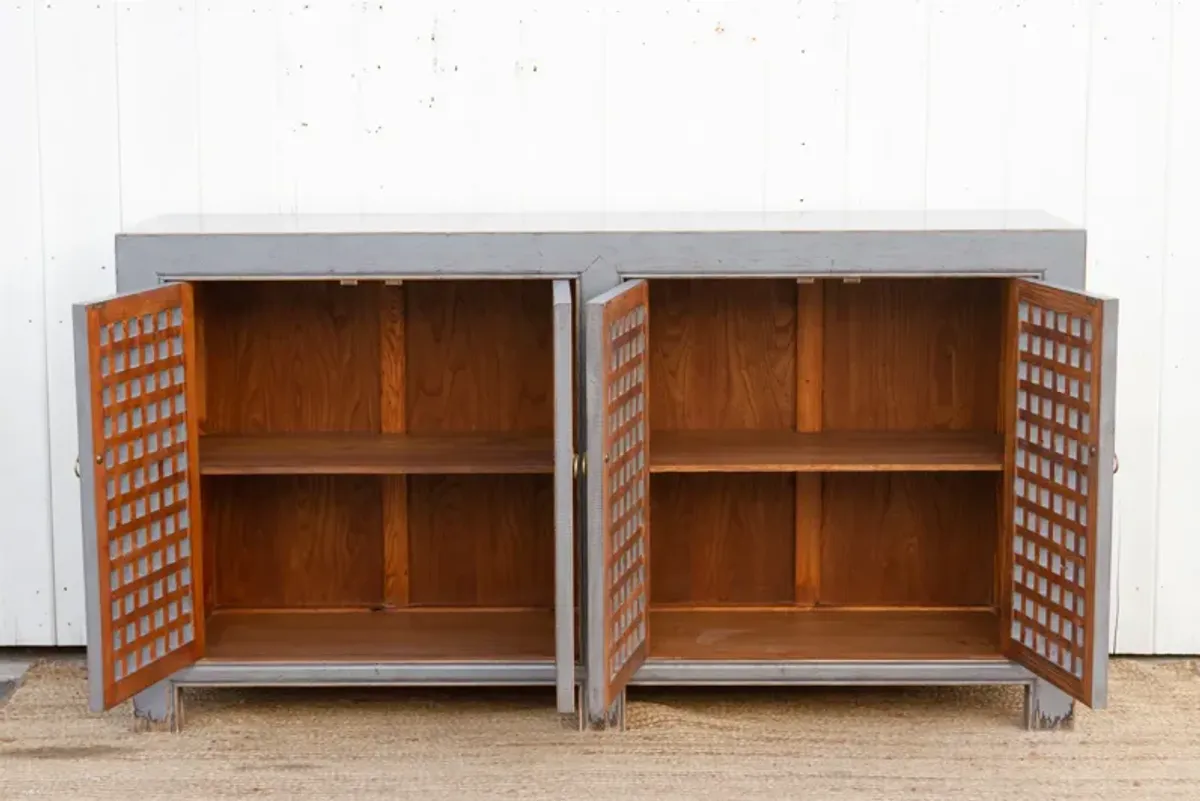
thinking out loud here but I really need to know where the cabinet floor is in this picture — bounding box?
[203,609,556,662]
[648,607,1002,660]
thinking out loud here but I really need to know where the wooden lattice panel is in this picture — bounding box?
[87,284,205,707]
[601,283,649,704]
[1006,282,1105,701]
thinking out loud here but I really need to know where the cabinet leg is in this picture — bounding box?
[582,685,626,732]
[132,679,181,733]
[1024,679,1074,731]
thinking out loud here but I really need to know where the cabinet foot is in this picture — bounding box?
[582,686,626,732]
[131,679,181,733]
[1024,679,1074,731]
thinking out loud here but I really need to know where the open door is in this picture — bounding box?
[552,280,576,713]
[584,280,650,724]
[74,283,206,711]
[1002,279,1118,708]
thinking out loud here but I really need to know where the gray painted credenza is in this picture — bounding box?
[72,211,1116,732]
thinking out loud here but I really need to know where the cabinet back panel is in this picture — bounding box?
[820,474,996,606]
[205,475,384,608]
[198,282,381,434]
[649,279,796,430]
[408,475,554,607]
[822,279,1003,431]
[405,281,553,434]
[651,474,795,604]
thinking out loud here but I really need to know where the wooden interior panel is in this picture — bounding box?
[649,279,796,430]
[407,475,554,607]
[200,281,381,434]
[205,475,383,608]
[795,281,823,605]
[823,278,1003,431]
[820,473,997,606]
[649,607,1000,660]
[380,285,408,608]
[650,474,794,605]
[205,609,555,662]
[405,280,553,434]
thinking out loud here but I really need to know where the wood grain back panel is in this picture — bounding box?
[200,281,381,434]
[647,278,797,609]
[651,474,795,604]
[1003,281,1111,705]
[407,475,555,607]
[405,280,553,433]
[205,475,383,608]
[649,278,795,430]
[404,280,556,611]
[85,283,205,707]
[823,278,1003,431]
[820,473,997,606]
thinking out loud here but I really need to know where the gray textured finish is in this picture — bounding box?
[1025,679,1075,730]
[132,679,179,733]
[1090,295,1120,709]
[552,279,575,714]
[115,211,1084,292]
[632,660,1037,685]
[173,661,563,686]
[72,303,105,714]
[582,280,644,727]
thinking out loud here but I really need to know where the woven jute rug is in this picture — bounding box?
[1,658,1197,799]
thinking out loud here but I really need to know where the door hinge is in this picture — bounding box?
[74,457,81,478]
[573,454,586,478]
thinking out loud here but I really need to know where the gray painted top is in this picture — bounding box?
[114,210,1085,289]
[125,210,1078,235]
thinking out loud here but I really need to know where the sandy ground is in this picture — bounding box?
[0,658,1198,800]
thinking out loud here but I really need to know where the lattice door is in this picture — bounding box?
[1003,280,1118,708]
[584,280,650,719]
[78,283,206,710]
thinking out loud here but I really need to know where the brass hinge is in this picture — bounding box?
[573,454,586,478]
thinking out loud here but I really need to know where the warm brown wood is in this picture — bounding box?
[823,278,1004,431]
[405,280,553,434]
[651,474,795,605]
[199,433,554,475]
[650,430,1004,472]
[649,607,1001,660]
[407,475,554,607]
[380,284,408,608]
[85,284,206,709]
[795,281,824,606]
[598,281,652,706]
[820,474,998,606]
[206,475,383,608]
[199,281,381,434]
[649,279,796,430]
[1002,280,1108,705]
[205,608,554,662]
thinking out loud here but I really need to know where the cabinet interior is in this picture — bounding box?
[645,277,1008,661]
[193,279,559,662]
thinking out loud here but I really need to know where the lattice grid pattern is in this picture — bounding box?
[1009,292,1100,688]
[89,287,200,694]
[603,289,649,695]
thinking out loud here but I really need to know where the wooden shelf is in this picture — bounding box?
[649,430,1004,473]
[649,607,1001,660]
[199,433,553,476]
[204,609,555,662]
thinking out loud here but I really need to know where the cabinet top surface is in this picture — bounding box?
[124,210,1079,236]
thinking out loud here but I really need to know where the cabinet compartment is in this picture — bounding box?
[641,277,1006,661]
[193,279,558,663]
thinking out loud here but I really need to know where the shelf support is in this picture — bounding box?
[795,280,823,605]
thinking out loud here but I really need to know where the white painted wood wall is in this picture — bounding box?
[0,0,1195,654]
